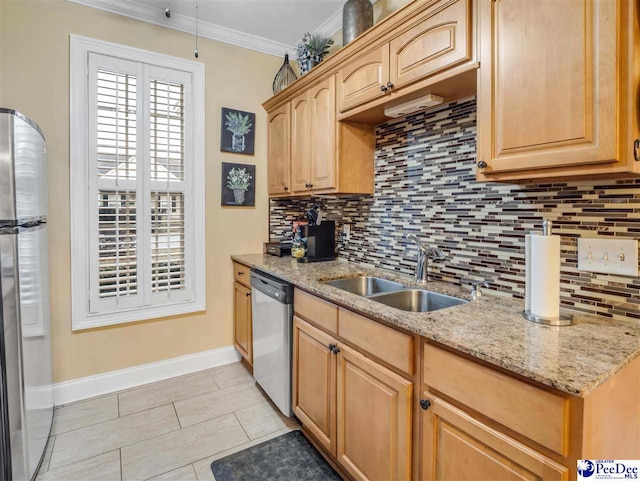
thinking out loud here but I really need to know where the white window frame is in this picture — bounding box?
[70,35,205,331]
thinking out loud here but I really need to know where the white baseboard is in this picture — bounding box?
[53,345,241,405]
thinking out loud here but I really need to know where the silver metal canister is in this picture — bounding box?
[343,0,374,45]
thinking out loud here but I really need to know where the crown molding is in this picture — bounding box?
[314,0,379,39]
[67,0,296,57]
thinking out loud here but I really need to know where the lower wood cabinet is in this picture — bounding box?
[423,343,568,455]
[292,315,413,480]
[292,316,337,456]
[337,343,413,481]
[420,392,568,481]
[233,281,252,366]
[287,289,639,481]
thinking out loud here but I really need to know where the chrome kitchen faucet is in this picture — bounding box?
[406,234,447,284]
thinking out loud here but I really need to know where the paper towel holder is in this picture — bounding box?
[522,310,573,327]
[523,219,574,326]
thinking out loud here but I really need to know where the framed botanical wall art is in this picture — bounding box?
[222,162,256,207]
[221,107,255,155]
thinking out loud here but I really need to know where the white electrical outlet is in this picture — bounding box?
[577,238,638,276]
[343,224,351,242]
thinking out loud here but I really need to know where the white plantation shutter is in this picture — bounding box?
[89,55,142,313]
[150,78,185,182]
[72,37,204,330]
[150,192,185,294]
[97,191,138,300]
[147,66,193,305]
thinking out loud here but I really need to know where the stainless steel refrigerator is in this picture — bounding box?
[0,109,53,481]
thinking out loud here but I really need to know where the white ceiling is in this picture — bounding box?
[69,0,349,56]
[143,0,344,45]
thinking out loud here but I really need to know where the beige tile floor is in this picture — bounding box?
[36,362,299,481]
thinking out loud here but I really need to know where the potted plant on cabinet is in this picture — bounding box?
[296,32,334,75]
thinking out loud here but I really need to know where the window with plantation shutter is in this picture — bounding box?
[71,36,205,330]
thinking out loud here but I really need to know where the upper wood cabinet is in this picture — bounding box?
[420,393,568,481]
[337,45,390,113]
[477,0,640,181]
[337,0,476,116]
[389,0,472,90]
[290,93,311,193]
[337,343,413,481]
[265,0,478,125]
[309,77,338,190]
[267,103,291,195]
[292,76,338,193]
[266,75,375,198]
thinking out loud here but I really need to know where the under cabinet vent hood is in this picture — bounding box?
[384,94,444,118]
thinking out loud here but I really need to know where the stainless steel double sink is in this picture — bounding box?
[324,276,468,313]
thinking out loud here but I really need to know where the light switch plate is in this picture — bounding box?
[343,224,350,242]
[577,238,638,276]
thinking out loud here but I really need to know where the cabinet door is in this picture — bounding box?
[310,76,337,191]
[267,103,291,195]
[477,0,618,176]
[233,282,252,365]
[292,316,337,455]
[421,393,568,481]
[389,0,472,89]
[291,92,312,193]
[337,343,412,481]
[336,44,390,113]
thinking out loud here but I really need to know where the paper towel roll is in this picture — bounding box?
[530,234,561,319]
[525,234,532,312]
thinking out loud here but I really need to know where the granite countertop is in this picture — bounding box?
[232,254,640,397]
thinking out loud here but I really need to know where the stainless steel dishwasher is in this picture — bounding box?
[250,269,294,417]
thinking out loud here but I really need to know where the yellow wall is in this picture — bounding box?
[330,0,412,50]
[0,0,280,382]
[374,0,412,23]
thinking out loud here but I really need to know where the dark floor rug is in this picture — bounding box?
[211,430,342,481]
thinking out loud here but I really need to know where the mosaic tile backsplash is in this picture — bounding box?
[269,97,640,322]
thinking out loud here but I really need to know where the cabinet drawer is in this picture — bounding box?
[233,261,250,287]
[294,289,338,334]
[423,344,569,455]
[339,308,413,376]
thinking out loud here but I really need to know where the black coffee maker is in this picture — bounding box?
[298,205,336,263]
